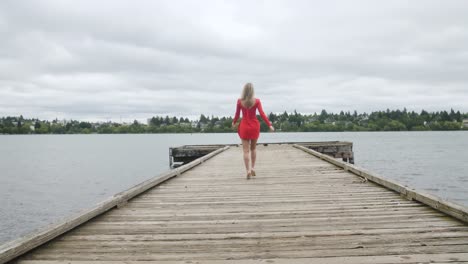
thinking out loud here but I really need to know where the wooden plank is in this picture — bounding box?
[0,146,230,264]
[15,252,468,263]
[293,144,468,223]
[17,244,468,261]
[56,226,468,241]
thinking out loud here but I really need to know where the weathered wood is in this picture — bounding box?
[14,252,468,263]
[170,141,354,168]
[7,144,468,263]
[170,145,226,168]
[298,141,354,162]
[293,144,468,223]
[0,146,229,264]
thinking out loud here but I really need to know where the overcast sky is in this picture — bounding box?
[1,0,467,122]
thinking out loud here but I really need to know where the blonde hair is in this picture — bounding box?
[241,83,255,108]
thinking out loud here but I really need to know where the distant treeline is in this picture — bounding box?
[1,109,468,134]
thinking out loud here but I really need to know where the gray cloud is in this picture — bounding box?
[1,0,468,122]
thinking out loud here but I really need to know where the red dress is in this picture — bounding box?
[233,98,271,140]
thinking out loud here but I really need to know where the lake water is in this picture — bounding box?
[1,132,468,244]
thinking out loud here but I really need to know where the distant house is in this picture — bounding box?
[93,122,104,129]
[29,125,35,131]
[463,119,468,128]
[58,119,69,126]
[214,121,223,128]
[199,123,209,130]
[306,117,318,123]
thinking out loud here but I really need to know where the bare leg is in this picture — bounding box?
[241,139,251,175]
[250,138,258,172]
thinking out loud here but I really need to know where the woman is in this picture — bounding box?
[232,83,274,179]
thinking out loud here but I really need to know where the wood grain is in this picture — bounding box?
[1,147,229,263]
[9,144,468,263]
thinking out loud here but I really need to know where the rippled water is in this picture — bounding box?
[1,132,467,244]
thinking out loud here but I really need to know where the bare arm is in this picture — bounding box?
[258,100,273,130]
[232,99,241,126]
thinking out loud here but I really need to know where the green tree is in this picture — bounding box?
[383,120,407,131]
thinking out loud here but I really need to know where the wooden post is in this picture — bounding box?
[169,148,173,168]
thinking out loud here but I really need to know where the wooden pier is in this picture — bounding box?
[170,141,354,168]
[2,142,468,263]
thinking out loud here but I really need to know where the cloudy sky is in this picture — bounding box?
[1,0,467,122]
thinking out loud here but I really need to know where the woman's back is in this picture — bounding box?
[233,98,271,140]
[235,98,270,124]
[238,98,260,123]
